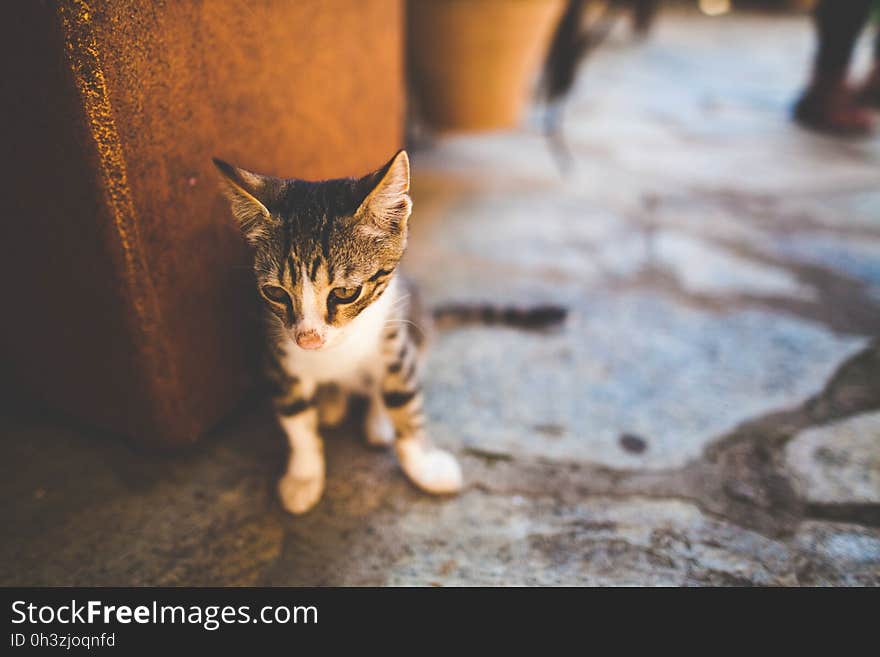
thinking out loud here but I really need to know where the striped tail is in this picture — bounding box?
[432,304,567,331]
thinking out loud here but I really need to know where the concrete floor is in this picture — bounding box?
[3,10,880,586]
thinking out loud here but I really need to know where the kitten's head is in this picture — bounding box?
[214,150,411,351]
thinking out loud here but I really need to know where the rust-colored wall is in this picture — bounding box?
[0,0,404,448]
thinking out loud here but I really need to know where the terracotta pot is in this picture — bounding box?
[408,0,565,132]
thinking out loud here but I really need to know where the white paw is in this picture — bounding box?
[397,440,463,495]
[365,403,395,448]
[278,473,324,515]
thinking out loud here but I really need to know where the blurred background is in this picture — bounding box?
[0,0,878,586]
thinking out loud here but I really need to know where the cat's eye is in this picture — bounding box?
[261,285,290,304]
[331,286,361,303]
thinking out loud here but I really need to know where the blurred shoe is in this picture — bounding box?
[856,67,880,109]
[794,78,875,136]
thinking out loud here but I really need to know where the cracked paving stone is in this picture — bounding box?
[772,235,880,298]
[407,190,817,304]
[383,493,821,586]
[423,291,866,469]
[650,231,814,300]
[792,522,880,585]
[0,411,287,586]
[785,411,880,505]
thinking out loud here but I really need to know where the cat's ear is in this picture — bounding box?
[212,158,278,243]
[354,150,412,236]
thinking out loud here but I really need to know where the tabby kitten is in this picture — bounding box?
[214,150,462,514]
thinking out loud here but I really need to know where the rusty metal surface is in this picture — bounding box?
[0,0,404,447]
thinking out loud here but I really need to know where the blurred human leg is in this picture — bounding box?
[794,0,874,135]
[857,21,880,107]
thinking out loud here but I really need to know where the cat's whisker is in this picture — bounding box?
[383,318,427,337]
[389,292,411,307]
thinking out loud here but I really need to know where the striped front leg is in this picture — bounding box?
[270,363,324,514]
[377,328,462,494]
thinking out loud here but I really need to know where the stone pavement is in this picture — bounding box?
[2,10,879,585]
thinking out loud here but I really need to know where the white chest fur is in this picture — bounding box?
[281,276,398,389]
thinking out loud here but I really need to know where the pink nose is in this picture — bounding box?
[295,330,324,350]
